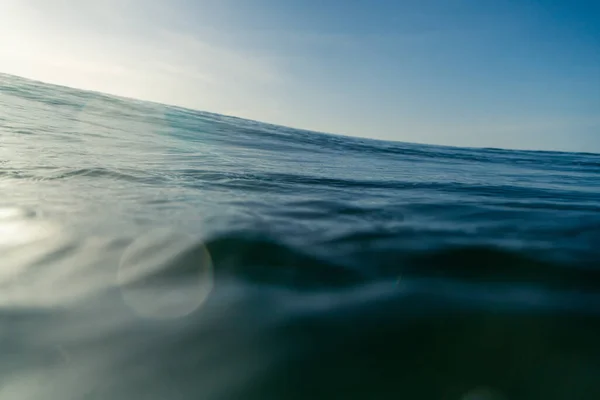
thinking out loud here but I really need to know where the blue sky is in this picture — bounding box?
[1,0,598,152]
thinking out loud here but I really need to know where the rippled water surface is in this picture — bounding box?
[1,73,600,399]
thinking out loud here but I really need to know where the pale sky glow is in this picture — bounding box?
[1,0,599,152]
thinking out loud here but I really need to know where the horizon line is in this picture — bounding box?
[2,71,598,157]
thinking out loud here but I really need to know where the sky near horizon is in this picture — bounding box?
[0,0,598,152]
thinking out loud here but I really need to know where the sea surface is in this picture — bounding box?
[1,72,599,400]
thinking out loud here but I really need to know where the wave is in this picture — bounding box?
[109,231,600,295]
[0,167,161,184]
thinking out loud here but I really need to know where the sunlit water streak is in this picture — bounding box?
[1,73,600,399]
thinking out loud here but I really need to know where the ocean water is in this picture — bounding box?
[1,72,599,399]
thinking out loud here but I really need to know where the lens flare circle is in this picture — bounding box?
[118,228,213,320]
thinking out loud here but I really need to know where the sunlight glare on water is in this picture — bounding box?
[0,207,56,248]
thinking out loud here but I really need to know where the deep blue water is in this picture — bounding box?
[1,72,600,399]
